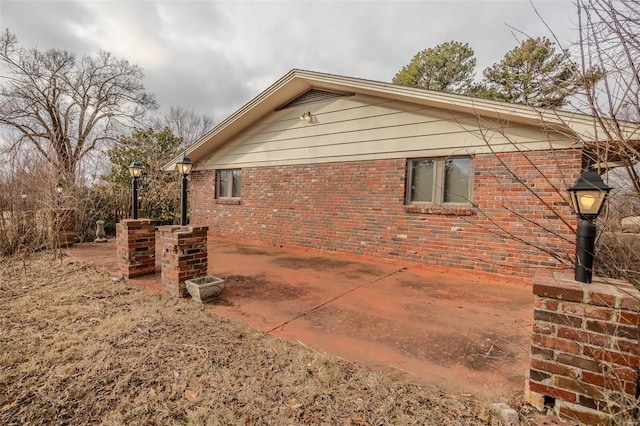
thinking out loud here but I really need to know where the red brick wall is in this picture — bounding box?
[190,149,582,280]
[116,219,156,279]
[527,274,639,424]
[159,225,209,297]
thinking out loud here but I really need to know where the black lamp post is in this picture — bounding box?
[128,161,144,219]
[176,156,193,227]
[567,166,612,283]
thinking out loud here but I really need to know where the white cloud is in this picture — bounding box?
[1,0,579,121]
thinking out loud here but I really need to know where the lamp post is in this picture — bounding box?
[55,182,63,205]
[176,156,193,227]
[128,161,144,219]
[567,166,612,283]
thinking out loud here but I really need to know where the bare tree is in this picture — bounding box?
[0,29,157,186]
[569,1,640,285]
[162,105,215,149]
[0,147,62,257]
[576,1,640,186]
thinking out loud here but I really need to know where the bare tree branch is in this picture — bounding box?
[0,30,158,185]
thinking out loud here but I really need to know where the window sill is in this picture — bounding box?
[215,198,242,205]
[405,204,475,216]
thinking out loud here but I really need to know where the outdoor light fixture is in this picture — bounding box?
[176,156,193,227]
[299,111,312,122]
[128,161,144,179]
[54,182,63,206]
[567,166,612,283]
[176,155,194,175]
[128,161,144,219]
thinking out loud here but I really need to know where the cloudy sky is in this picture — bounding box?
[1,0,580,122]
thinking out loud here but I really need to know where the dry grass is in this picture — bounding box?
[0,254,525,425]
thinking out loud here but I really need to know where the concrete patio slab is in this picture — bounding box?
[66,236,533,398]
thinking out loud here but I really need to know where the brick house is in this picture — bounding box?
[166,69,602,281]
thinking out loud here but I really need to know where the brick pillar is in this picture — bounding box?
[159,225,209,297]
[47,208,75,247]
[116,219,156,279]
[526,274,640,425]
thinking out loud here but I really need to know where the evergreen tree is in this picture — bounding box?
[105,127,182,224]
[481,37,597,108]
[393,41,477,95]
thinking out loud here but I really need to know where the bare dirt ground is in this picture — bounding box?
[0,253,536,425]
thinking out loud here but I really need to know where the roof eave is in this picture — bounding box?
[164,69,308,171]
[163,69,640,171]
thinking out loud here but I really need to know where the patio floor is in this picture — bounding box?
[65,236,534,399]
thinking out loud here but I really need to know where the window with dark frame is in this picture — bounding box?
[407,157,472,205]
[216,169,241,199]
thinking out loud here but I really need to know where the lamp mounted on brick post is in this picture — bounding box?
[175,155,193,227]
[567,166,612,283]
[128,161,144,219]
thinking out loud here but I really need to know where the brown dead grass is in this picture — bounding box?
[0,253,524,425]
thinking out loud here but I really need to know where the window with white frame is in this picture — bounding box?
[406,157,472,204]
[216,169,241,199]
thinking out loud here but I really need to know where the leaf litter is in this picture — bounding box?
[0,253,532,425]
